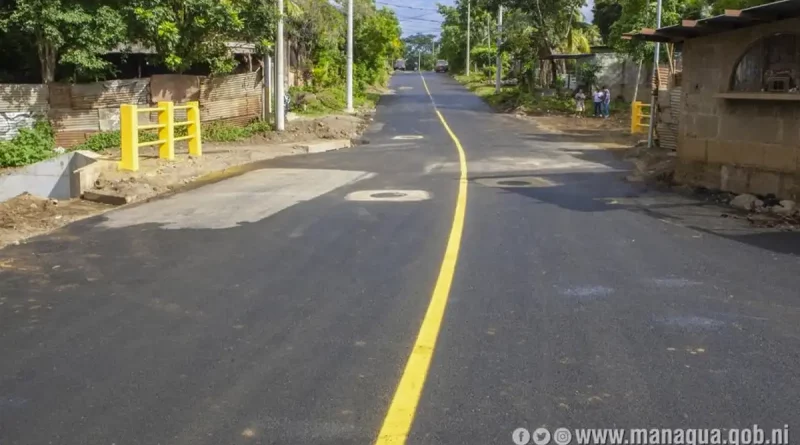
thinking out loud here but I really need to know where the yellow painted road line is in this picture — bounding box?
[374,74,469,445]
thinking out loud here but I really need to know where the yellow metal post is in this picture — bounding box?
[631,101,640,134]
[119,104,139,171]
[158,101,175,160]
[187,101,202,157]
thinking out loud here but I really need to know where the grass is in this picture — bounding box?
[0,121,58,168]
[290,85,381,116]
[71,119,275,154]
[454,73,631,118]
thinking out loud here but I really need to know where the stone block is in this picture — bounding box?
[706,140,731,165]
[720,164,750,194]
[782,118,800,146]
[678,138,707,162]
[674,160,706,185]
[748,170,781,196]
[82,191,134,206]
[721,115,781,144]
[694,114,719,139]
[780,174,800,201]
[293,139,352,154]
[762,145,798,173]
[729,142,765,168]
[702,164,722,189]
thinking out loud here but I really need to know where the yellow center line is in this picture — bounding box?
[374,74,469,445]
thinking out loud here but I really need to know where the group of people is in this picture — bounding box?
[573,86,611,118]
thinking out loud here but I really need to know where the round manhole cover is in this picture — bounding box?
[497,180,531,186]
[371,192,407,198]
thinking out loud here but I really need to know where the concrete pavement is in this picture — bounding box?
[1,72,800,445]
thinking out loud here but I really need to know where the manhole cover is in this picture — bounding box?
[497,180,531,186]
[372,192,407,198]
[475,176,559,188]
[345,190,431,202]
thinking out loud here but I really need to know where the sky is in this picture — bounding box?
[379,0,595,37]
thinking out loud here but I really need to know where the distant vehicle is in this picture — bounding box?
[435,60,449,73]
[394,59,406,71]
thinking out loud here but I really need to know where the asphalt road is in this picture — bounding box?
[2,72,800,445]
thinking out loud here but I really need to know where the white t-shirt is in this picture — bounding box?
[593,91,602,102]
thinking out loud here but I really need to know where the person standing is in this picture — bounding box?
[593,89,602,117]
[602,85,611,118]
[574,89,586,118]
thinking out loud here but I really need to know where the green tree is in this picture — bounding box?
[355,7,403,87]
[403,33,437,71]
[593,0,622,44]
[1,0,127,82]
[436,3,466,72]
[125,0,245,74]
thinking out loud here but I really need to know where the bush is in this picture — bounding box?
[0,121,57,168]
[73,130,159,153]
[71,119,272,153]
[203,120,272,142]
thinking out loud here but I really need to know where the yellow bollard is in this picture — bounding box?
[158,101,175,160]
[187,101,202,157]
[119,104,139,171]
[631,101,640,134]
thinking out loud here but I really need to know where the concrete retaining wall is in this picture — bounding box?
[0,151,103,202]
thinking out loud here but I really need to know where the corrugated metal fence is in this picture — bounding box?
[0,73,263,147]
[656,86,681,150]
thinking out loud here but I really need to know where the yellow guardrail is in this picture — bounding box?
[119,101,202,171]
[630,101,652,134]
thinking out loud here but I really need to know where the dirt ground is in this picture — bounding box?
[0,194,112,248]
[530,114,643,150]
[516,112,675,183]
[0,113,370,249]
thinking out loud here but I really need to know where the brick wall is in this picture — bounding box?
[676,17,800,199]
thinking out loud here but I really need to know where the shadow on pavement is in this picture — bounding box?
[469,170,800,257]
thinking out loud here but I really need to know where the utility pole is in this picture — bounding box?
[275,0,285,131]
[466,0,471,76]
[486,15,491,46]
[418,50,422,71]
[495,5,503,93]
[647,0,662,148]
[345,0,354,113]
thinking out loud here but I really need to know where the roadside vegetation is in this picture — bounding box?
[431,0,771,115]
[0,0,403,168]
[0,119,277,169]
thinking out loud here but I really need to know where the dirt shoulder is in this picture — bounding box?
[0,113,370,250]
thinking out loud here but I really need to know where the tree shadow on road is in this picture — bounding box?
[469,170,800,257]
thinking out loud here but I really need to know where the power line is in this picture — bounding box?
[395,15,443,23]
[376,1,439,12]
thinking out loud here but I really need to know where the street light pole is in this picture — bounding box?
[346,0,354,113]
[495,5,503,93]
[466,0,471,76]
[647,0,662,148]
[275,0,285,131]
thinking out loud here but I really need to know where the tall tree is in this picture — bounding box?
[593,0,622,44]
[125,0,245,74]
[1,0,127,82]
[403,33,437,71]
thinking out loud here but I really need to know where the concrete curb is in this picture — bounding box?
[293,139,352,154]
[82,139,355,208]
